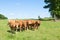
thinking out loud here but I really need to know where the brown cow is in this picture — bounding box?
[22,20,28,30]
[27,20,36,30]
[16,20,29,31]
[8,19,17,33]
[27,20,41,30]
[34,20,40,29]
[15,20,22,31]
[15,20,25,31]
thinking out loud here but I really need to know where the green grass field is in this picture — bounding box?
[0,20,60,40]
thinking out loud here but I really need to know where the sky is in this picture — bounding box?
[0,0,51,19]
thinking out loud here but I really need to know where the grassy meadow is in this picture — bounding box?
[0,20,60,40]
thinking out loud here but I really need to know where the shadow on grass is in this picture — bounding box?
[7,30,16,34]
[56,36,60,40]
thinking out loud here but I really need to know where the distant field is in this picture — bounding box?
[0,20,60,40]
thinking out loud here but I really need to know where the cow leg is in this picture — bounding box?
[35,25,39,30]
[24,24,27,30]
[17,25,20,32]
[16,25,18,32]
[25,27,27,30]
[32,24,35,30]
[28,25,31,30]
[37,23,40,29]
[33,24,36,30]
[27,24,29,30]
[20,26,22,32]
[28,26,30,29]
[10,27,15,34]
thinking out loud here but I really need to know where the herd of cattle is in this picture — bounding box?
[8,19,41,32]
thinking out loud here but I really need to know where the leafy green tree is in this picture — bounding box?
[0,14,8,19]
[44,0,60,20]
[38,16,41,20]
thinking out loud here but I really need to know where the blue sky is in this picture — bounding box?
[0,0,50,19]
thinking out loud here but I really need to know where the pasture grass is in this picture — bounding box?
[0,20,60,40]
